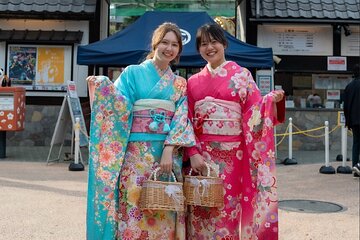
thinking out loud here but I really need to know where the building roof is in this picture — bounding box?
[250,0,360,21]
[0,0,97,19]
[0,29,83,43]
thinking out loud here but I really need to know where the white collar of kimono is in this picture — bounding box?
[133,99,175,112]
[206,61,230,76]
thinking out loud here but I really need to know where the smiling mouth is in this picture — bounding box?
[206,52,217,56]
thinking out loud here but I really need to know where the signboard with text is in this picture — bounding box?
[257,24,333,56]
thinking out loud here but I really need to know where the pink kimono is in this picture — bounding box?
[185,61,285,240]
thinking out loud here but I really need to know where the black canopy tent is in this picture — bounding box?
[77,11,274,69]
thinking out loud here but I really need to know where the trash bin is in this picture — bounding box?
[0,87,26,158]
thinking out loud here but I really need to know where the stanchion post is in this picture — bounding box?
[283,117,297,165]
[337,125,352,174]
[69,118,84,171]
[320,121,335,174]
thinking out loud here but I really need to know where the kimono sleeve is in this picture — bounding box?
[164,77,196,147]
[239,68,279,239]
[86,76,133,240]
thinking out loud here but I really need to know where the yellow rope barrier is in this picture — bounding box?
[275,124,289,147]
[275,123,342,138]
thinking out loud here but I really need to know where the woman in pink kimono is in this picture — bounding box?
[86,23,195,240]
[185,23,285,240]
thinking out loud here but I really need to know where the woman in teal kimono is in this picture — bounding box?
[86,23,195,240]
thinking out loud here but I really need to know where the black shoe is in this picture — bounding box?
[352,163,360,175]
[353,172,360,178]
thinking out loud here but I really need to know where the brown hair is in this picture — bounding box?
[195,23,228,52]
[146,22,183,64]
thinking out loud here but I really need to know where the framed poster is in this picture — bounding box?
[7,45,72,92]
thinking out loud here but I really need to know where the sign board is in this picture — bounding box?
[50,97,71,146]
[49,82,88,147]
[338,111,345,126]
[256,69,273,96]
[0,95,14,111]
[341,26,360,56]
[326,90,341,100]
[257,24,333,56]
[327,56,347,71]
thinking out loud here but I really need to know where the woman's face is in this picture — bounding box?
[153,31,180,65]
[199,35,226,69]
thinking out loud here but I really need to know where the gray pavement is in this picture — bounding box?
[0,146,359,240]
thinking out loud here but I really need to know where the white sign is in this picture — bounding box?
[285,100,295,108]
[67,81,78,98]
[327,57,347,71]
[338,111,345,125]
[0,96,14,111]
[326,90,341,100]
[257,24,333,56]
[313,74,352,90]
[341,25,360,56]
[256,70,273,96]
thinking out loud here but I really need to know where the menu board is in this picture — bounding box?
[258,24,333,56]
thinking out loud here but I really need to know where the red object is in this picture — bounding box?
[0,87,26,131]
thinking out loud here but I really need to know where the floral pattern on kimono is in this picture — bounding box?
[185,61,285,240]
[87,60,195,240]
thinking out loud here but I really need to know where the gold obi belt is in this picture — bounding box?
[193,96,241,136]
[130,99,175,136]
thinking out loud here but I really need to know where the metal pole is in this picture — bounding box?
[325,121,329,167]
[68,117,84,171]
[74,118,80,165]
[341,125,346,167]
[320,121,335,174]
[289,118,293,159]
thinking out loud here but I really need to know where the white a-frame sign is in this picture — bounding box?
[47,81,89,164]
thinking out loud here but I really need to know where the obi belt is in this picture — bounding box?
[193,96,242,140]
[129,99,175,142]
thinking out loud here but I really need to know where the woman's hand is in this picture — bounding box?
[272,90,284,103]
[159,145,174,174]
[86,75,96,83]
[190,154,207,174]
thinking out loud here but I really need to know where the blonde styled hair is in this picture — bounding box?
[146,22,183,64]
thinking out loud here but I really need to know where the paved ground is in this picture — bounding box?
[0,147,359,240]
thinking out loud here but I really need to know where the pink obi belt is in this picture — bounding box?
[131,99,175,135]
[193,96,241,136]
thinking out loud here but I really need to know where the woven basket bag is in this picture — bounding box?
[139,167,185,212]
[184,163,224,208]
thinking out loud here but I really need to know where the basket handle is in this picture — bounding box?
[150,167,177,182]
[188,162,211,177]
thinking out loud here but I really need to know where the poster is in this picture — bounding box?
[36,47,65,86]
[8,46,37,87]
[7,45,71,92]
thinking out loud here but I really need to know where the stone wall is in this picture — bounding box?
[6,104,90,146]
[276,109,352,152]
[6,106,353,153]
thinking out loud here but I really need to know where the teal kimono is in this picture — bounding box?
[86,60,195,240]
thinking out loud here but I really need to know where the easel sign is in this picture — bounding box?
[47,81,88,163]
[67,81,88,147]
